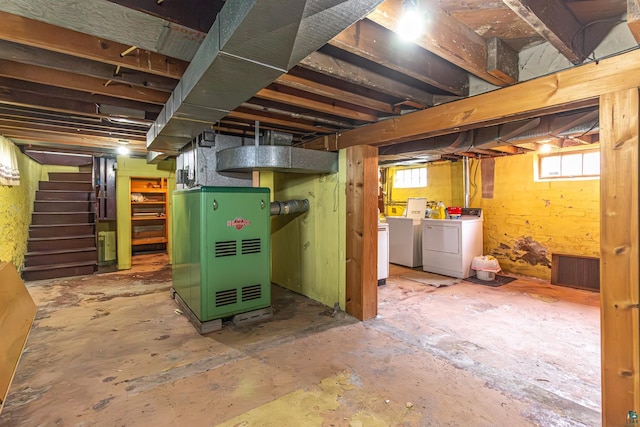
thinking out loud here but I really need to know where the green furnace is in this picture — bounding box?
[172,186,271,332]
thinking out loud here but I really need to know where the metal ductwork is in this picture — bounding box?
[147,0,383,153]
[216,145,338,174]
[270,199,309,216]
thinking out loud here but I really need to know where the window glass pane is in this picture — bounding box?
[583,152,600,175]
[394,168,427,188]
[561,153,583,176]
[540,156,561,177]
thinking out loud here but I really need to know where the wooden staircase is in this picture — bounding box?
[22,172,98,281]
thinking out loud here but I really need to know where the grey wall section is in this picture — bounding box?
[176,134,252,189]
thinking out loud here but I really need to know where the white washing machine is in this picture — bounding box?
[387,198,426,268]
[378,222,389,285]
[421,208,483,278]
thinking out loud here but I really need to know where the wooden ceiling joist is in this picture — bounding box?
[503,0,589,64]
[329,19,469,96]
[275,74,397,114]
[368,0,517,86]
[0,60,169,105]
[255,88,379,123]
[228,109,334,134]
[0,11,188,79]
[0,40,176,93]
[299,51,434,106]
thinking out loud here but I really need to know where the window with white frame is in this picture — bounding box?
[394,167,427,188]
[538,149,600,179]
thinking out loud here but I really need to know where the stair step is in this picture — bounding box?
[48,172,92,182]
[28,236,96,252]
[24,247,97,267]
[40,181,93,191]
[29,224,95,238]
[36,190,94,201]
[22,261,97,281]
[31,212,94,225]
[34,200,94,213]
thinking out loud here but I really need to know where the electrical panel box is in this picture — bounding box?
[172,187,271,322]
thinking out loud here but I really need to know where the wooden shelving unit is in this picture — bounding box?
[130,177,168,252]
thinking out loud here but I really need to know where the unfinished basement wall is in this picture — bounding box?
[115,156,175,269]
[384,161,464,216]
[473,154,600,280]
[262,164,345,309]
[0,140,42,270]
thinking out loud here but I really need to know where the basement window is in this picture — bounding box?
[537,149,600,180]
[394,167,427,188]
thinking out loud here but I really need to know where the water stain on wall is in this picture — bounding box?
[493,236,551,268]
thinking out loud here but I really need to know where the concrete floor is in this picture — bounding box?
[0,255,600,426]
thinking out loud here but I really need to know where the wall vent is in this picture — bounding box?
[215,289,237,307]
[551,254,600,291]
[215,240,237,257]
[241,238,261,255]
[242,284,262,301]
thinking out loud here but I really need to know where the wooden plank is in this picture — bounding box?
[0,11,188,79]
[0,262,36,414]
[298,51,434,106]
[0,39,176,93]
[0,77,163,117]
[629,0,640,43]
[599,88,640,426]
[0,60,169,105]
[503,0,587,64]
[275,74,397,114]
[228,109,335,134]
[367,0,511,86]
[486,37,519,84]
[345,145,378,321]
[309,47,640,150]
[255,88,379,123]
[329,19,469,96]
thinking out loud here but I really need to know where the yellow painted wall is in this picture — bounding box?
[474,154,599,280]
[263,163,345,309]
[115,156,175,269]
[0,141,42,270]
[385,161,464,216]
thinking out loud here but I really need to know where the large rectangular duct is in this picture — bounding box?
[147,0,383,153]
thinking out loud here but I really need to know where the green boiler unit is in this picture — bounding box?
[172,186,271,330]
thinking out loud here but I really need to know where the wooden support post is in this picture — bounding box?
[345,145,378,320]
[600,89,640,425]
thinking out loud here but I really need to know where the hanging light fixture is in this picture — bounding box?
[398,0,424,41]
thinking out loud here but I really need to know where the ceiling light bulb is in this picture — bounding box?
[117,146,130,156]
[398,3,424,41]
[539,143,552,153]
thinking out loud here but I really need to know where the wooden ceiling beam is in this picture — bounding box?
[302,45,640,150]
[0,77,162,119]
[503,0,588,64]
[0,118,145,141]
[367,0,517,86]
[0,60,169,105]
[255,88,379,123]
[275,74,397,114]
[298,51,434,106]
[329,19,469,96]
[228,109,334,134]
[0,127,147,154]
[0,39,176,93]
[0,11,188,79]
[629,0,640,43]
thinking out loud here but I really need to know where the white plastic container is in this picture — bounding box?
[476,270,496,281]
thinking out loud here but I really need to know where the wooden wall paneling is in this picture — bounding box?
[345,145,378,320]
[599,88,640,425]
